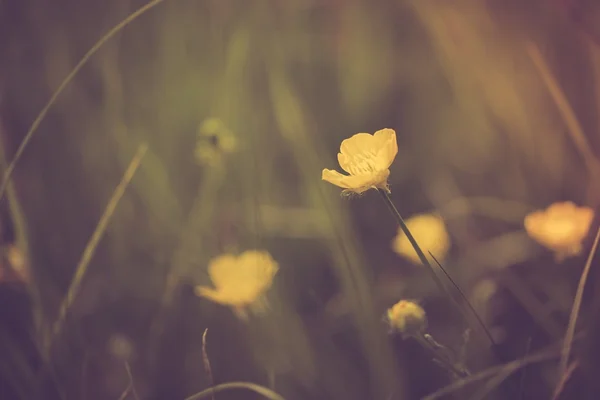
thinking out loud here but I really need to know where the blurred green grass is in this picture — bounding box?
[1,0,600,399]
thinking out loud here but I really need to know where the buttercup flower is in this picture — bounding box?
[386,299,427,338]
[195,117,238,166]
[392,213,450,265]
[195,250,279,319]
[524,201,594,262]
[322,128,398,195]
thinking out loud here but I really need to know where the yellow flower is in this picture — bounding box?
[387,300,427,338]
[524,201,594,262]
[195,118,237,166]
[392,213,450,265]
[195,250,279,319]
[322,128,398,195]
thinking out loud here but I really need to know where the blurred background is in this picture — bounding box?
[1,0,600,399]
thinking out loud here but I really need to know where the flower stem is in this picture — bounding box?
[377,189,454,303]
[377,189,496,348]
[414,333,468,379]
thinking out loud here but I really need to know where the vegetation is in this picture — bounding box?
[1,1,600,399]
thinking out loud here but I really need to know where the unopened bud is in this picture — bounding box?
[387,300,427,338]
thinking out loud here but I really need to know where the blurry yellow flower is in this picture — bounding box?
[195,250,279,319]
[392,213,450,265]
[195,117,237,166]
[387,300,427,338]
[524,201,594,262]
[322,128,398,195]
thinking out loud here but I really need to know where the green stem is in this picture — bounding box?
[414,333,468,379]
[184,382,285,400]
[430,255,496,346]
[378,189,496,348]
[377,189,454,303]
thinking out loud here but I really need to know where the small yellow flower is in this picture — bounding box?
[195,118,237,166]
[392,213,450,265]
[322,128,398,195]
[524,201,594,262]
[387,300,427,338]
[195,250,279,319]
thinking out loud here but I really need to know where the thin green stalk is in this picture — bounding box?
[430,254,496,346]
[378,189,495,347]
[378,191,459,307]
[0,0,166,202]
[414,333,468,379]
[183,382,285,400]
[559,226,600,376]
[378,189,447,291]
[51,143,148,344]
[423,345,555,400]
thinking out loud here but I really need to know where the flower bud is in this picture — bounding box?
[387,300,427,338]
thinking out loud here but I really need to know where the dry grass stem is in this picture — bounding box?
[201,329,215,400]
[125,361,140,400]
[183,382,286,400]
[52,143,148,341]
[422,339,576,400]
[559,227,600,376]
[552,360,579,400]
[0,0,165,202]
[526,42,599,177]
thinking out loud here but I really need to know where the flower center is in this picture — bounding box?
[347,152,379,175]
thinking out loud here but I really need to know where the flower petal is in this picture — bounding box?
[195,286,232,305]
[196,283,261,307]
[524,211,543,232]
[524,202,594,256]
[237,250,274,271]
[373,128,396,147]
[340,133,377,157]
[207,254,239,289]
[375,129,398,170]
[236,250,279,289]
[576,207,594,232]
[392,214,450,264]
[338,130,398,172]
[337,152,354,174]
[322,169,353,188]
[322,168,389,193]
[198,250,279,313]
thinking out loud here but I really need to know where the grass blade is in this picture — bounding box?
[558,227,600,376]
[51,143,148,343]
[0,0,165,202]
